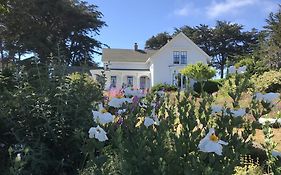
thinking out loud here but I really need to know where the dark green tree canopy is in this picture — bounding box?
[145,32,171,50]
[263,4,281,69]
[147,21,259,78]
[0,0,106,65]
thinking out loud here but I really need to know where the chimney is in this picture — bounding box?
[134,43,138,51]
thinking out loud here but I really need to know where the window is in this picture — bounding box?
[174,51,187,65]
[110,76,117,88]
[173,51,180,64]
[181,51,187,64]
[127,76,133,87]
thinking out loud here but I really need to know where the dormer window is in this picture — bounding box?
[173,51,187,65]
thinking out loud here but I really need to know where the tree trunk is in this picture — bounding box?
[220,63,224,79]
[220,55,226,79]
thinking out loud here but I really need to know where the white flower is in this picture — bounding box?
[92,103,114,124]
[237,66,247,74]
[139,102,147,108]
[228,66,247,74]
[258,117,277,125]
[272,150,281,158]
[108,97,132,108]
[144,117,155,127]
[230,108,246,117]
[124,87,145,98]
[198,128,228,156]
[117,109,126,115]
[156,90,165,96]
[228,66,236,74]
[88,125,108,142]
[144,106,160,127]
[16,153,21,162]
[211,105,224,114]
[255,92,280,103]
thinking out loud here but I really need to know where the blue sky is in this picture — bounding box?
[88,0,280,63]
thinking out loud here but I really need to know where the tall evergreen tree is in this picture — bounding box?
[0,0,106,65]
[263,4,281,69]
[176,21,258,78]
[145,32,171,50]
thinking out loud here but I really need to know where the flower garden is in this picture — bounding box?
[0,63,281,175]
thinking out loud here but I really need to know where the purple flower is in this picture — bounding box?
[117,117,124,126]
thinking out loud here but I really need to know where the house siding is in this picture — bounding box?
[91,32,211,90]
[149,34,208,87]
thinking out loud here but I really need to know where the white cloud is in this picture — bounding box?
[206,0,258,18]
[174,3,200,17]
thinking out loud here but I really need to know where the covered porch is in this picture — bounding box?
[90,69,151,90]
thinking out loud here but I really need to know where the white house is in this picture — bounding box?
[90,32,211,90]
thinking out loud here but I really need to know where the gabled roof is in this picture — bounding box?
[146,32,211,63]
[102,48,157,63]
[102,32,211,63]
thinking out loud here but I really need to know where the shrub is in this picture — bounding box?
[151,83,178,92]
[251,70,281,93]
[181,62,216,81]
[193,80,222,94]
[0,64,103,174]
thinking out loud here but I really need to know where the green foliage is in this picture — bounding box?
[263,4,281,69]
[251,70,281,93]
[145,32,171,50]
[233,165,263,175]
[79,65,272,175]
[150,83,178,92]
[233,155,263,175]
[0,61,103,174]
[262,123,280,174]
[176,21,258,78]
[193,80,222,94]
[0,0,106,65]
[181,62,216,81]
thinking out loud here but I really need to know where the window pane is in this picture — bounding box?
[127,76,133,87]
[110,76,117,88]
[181,51,187,64]
[173,51,180,64]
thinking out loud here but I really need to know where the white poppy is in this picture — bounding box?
[228,66,236,74]
[117,109,126,115]
[144,117,155,127]
[211,105,224,114]
[228,66,247,74]
[272,150,281,158]
[144,107,160,127]
[258,117,277,125]
[198,128,228,156]
[237,66,247,74]
[124,87,145,98]
[108,97,132,108]
[255,92,280,103]
[139,102,148,108]
[92,104,114,124]
[88,125,108,142]
[230,108,246,117]
[156,90,165,96]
